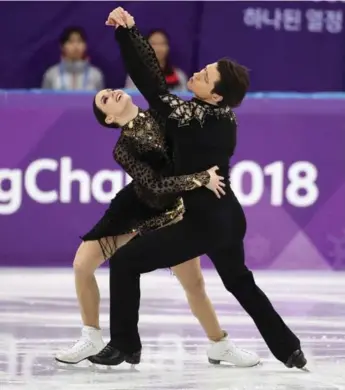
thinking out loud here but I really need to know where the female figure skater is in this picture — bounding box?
[55,19,259,369]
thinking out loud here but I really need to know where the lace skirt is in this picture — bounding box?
[81,183,184,259]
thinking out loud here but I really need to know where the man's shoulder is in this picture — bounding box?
[160,93,187,105]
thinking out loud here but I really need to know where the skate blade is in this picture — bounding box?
[208,358,262,368]
[55,357,96,371]
[300,366,310,372]
[55,357,88,365]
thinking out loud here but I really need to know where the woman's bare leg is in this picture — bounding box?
[172,258,260,366]
[73,233,136,329]
[55,233,136,363]
[172,257,224,341]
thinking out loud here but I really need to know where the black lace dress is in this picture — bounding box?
[81,108,209,259]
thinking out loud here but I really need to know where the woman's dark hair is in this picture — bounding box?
[147,29,170,45]
[92,98,119,129]
[212,58,250,108]
[59,26,87,46]
[147,29,181,89]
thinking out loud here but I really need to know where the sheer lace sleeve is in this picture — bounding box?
[115,26,185,119]
[114,135,210,195]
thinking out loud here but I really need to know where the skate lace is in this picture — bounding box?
[222,345,253,360]
[66,336,94,354]
[222,347,235,357]
[97,344,113,357]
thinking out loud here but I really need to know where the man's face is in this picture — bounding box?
[187,62,222,103]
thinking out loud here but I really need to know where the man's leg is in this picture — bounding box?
[109,257,142,353]
[88,244,143,366]
[207,240,306,368]
[89,216,218,365]
[114,216,214,272]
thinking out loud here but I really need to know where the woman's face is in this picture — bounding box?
[148,32,169,63]
[94,89,132,124]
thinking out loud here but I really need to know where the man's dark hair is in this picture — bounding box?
[213,58,250,108]
[92,98,120,129]
[59,26,87,46]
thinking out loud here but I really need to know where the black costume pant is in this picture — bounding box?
[109,198,301,363]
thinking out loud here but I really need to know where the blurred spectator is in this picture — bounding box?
[42,27,104,91]
[125,29,188,92]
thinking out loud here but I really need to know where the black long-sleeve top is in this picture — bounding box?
[115,26,238,213]
[112,107,209,211]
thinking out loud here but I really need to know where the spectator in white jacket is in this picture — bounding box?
[42,26,104,91]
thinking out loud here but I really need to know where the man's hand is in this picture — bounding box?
[106,7,135,29]
[205,166,226,199]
